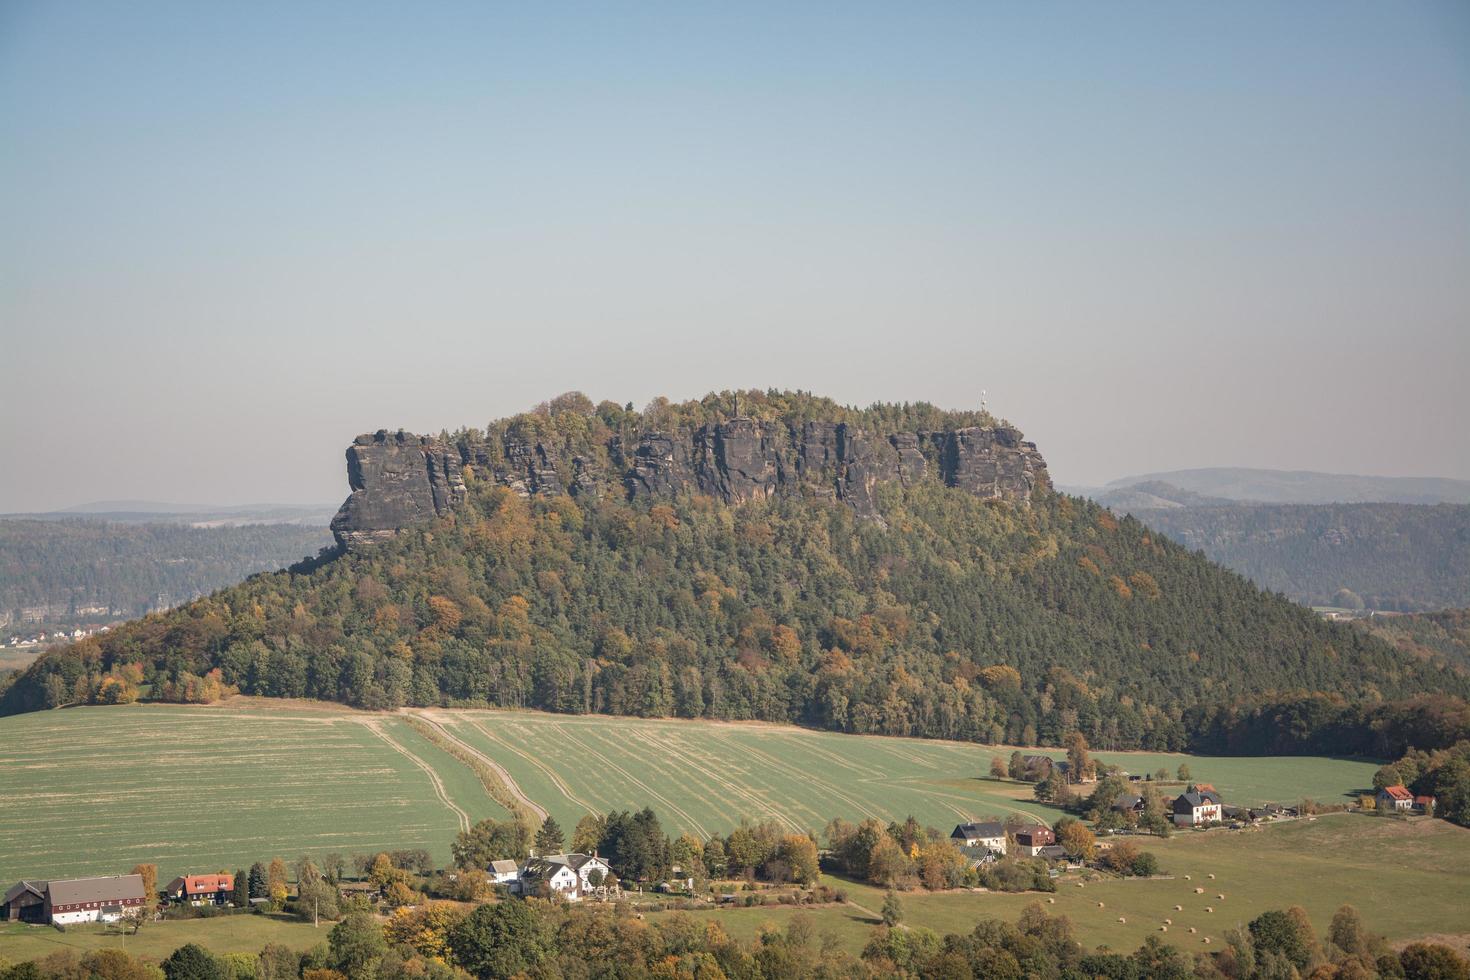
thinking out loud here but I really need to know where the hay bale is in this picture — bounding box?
[1160,925,1168,932]
[1217,894,1225,900]
[1164,918,1172,925]
[1118,916,1126,923]
[1174,904,1183,911]
[1183,875,1191,880]
[1047,898,1055,904]
[1194,887,1204,894]
[1189,927,1197,934]
[1203,937,1211,945]
[1204,907,1214,913]
[1207,873,1215,879]
[1097,901,1105,908]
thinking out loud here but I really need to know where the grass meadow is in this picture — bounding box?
[664,814,1470,953]
[0,913,327,963]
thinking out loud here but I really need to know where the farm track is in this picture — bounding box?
[463,717,597,814]
[409,712,549,823]
[364,721,471,833]
[561,726,709,835]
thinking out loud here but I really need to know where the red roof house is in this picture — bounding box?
[166,874,234,905]
[1377,785,1414,811]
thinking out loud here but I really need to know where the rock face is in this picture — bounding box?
[331,417,1049,550]
[330,431,466,550]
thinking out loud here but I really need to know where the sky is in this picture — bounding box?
[2,1,1468,512]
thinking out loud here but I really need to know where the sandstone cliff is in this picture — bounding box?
[332,415,1049,550]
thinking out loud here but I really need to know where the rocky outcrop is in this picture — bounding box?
[330,431,466,550]
[331,417,1049,549]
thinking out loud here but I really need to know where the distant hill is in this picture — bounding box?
[32,502,337,526]
[1132,503,1470,612]
[5,390,1465,760]
[1098,468,1470,505]
[0,519,334,632]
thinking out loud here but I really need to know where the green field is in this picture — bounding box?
[0,913,327,963]
[0,703,506,882]
[665,813,1470,953]
[1,701,1380,885]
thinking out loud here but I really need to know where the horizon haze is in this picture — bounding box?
[3,1,1468,512]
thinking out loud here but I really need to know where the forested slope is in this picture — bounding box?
[5,475,1465,754]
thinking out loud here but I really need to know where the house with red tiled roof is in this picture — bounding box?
[165,873,234,906]
[1414,795,1437,815]
[1376,785,1414,813]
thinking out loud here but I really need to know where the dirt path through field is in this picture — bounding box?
[363,721,471,833]
[465,717,597,814]
[411,712,549,822]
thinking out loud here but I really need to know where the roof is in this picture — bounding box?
[1015,827,1055,843]
[3,881,46,905]
[952,822,1006,840]
[489,860,519,875]
[1112,794,1143,810]
[169,874,233,895]
[1173,790,1222,811]
[1415,795,1436,805]
[1380,785,1413,801]
[1192,783,1218,794]
[45,875,145,907]
[1037,845,1068,859]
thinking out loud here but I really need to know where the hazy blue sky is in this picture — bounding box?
[2,1,1467,512]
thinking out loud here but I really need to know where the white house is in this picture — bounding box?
[489,860,520,886]
[517,853,613,902]
[1377,785,1414,812]
[950,822,1007,857]
[1172,789,1224,827]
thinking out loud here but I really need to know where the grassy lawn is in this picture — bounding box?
[0,914,327,963]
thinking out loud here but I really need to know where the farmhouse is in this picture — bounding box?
[516,853,613,902]
[3,875,147,925]
[1377,785,1414,812]
[1414,795,1436,815]
[1014,827,1056,856]
[1172,789,1224,826]
[489,860,521,885]
[165,873,233,906]
[950,821,1007,856]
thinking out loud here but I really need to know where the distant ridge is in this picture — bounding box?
[1099,468,1470,505]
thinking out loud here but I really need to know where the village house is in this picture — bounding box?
[1014,827,1057,856]
[950,821,1007,857]
[489,860,521,886]
[1377,785,1414,812]
[1414,795,1436,815]
[1021,755,1053,777]
[3,875,147,925]
[515,853,613,902]
[165,874,233,906]
[1111,793,1146,815]
[1172,789,1224,826]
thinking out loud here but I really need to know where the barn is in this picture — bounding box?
[3,875,148,925]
